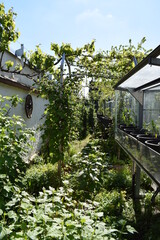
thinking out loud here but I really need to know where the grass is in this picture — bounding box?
[64,135,91,162]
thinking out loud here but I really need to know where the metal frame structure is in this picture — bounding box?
[114,45,160,200]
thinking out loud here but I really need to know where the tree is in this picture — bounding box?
[84,38,151,110]
[0,4,19,66]
[29,43,96,183]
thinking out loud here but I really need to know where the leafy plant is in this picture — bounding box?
[0,95,35,183]
[0,184,136,240]
[23,163,59,195]
[103,167,132,193]
[65,139,108,199]
[5,60,14,70]
[147,120,159,137]
[95,190,126,217]
[0,174,15,211]
[122,107,134,127]
[0,3,19,52]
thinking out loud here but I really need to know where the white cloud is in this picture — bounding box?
[76,8,113,24]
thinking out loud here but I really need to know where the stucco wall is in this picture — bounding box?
[0,50,49,155]
[0,82,48,153]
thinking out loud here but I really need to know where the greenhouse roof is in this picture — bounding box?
[114,45,160,91]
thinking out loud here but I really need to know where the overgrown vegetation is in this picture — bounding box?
[0,3,160,240]
[1,126,160,239]
[0,95,35,183]
[23,163,59,196]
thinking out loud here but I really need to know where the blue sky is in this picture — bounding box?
[2,0,160,54]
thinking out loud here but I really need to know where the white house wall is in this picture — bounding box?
[0,50,49,155]
[0,82,48,151]
[0,82,47,126]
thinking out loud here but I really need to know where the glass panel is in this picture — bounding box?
[143,89,160,134]
[115,129,160,186]
[119,55,160,89]
[115,90,139,127]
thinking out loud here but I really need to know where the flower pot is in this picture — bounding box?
[119,124,126,130]
[123,127,137,133]
[136,134,155,143]
[145,139,160,153]
[130,129,146,138]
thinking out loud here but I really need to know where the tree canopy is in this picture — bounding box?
[0,3,19,52]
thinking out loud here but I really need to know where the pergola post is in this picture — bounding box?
[132,162,141,199]
[132,100,143,199]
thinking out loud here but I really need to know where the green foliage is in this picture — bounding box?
[1,130,153,240]
[143,214,160,240]
[77,99,88,139]
[28,37,149,184]
[140,172,152,191]
[33,41,101,182]
[40,75,82,164]
[65,139,108,199]
[14,63,23,71]
[0,174,15,211]
[87,39,150,114]
[28,40,101,175]
[64,135,91,163]
[29,44,55,70]
[0,3,19,52]
[103,168,132,193]
[23,163,59,195]
[0,184,135,240]
[5,60,14,70]
[88,103,97,134]
[95,190,126,217]
[145,119,159,137]
[96,120,130,162]
[0,95,35,182]
[0,5,156,237]
[76,99,97,140]
[122,108,134,126]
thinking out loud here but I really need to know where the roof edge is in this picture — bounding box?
[114,45,160,89]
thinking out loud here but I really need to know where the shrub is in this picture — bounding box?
[95,190,126,217]
[0,95,35,183]
[140,172,153,191]
[23,163,59,195]
[0,186,133,240]
[103,167,132,193]
[0,174,15,210]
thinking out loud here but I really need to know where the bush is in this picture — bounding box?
[0,174,15,210]
[0,186,133,240]
[95,190,126,217]
[0,95,35,183]
[23,163,59,195]
[103,167,132,193]
[140,172,153,191]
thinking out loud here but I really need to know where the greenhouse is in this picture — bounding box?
[114,45,160,199]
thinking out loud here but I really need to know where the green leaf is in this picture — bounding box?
[0,209,3,216]
[27,227,43,239]
[0,226,12,239]
[4,185,11,192]
[126,225,137,234]
[95,212,103,218]
[7,210,18,221]
[46,225,63,238]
